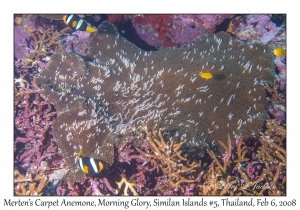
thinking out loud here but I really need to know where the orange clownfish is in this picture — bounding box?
[63,14,97,33]
[273,47,286,57]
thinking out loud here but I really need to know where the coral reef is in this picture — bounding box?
[135,123,200,193]
[108,14,233,49]
[115,177,139,196]
[14,76,57,171]
[227,15,282,45]
[62,30,93,55]
[274,56,286,91]
[227,14,286,125]
[14,168,49,195]
[14,15,68,70]
[14,15,68,196]
[51,121,286,196]
[14,14,286,196]
[266,81,286,125]
[202,122,286,195]
[37,22,276,176]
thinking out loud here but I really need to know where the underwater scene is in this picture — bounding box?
[14,14,286,196]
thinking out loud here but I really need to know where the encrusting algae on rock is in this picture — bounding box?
[36,21,275,183]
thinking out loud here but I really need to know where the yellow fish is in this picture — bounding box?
[273,47,286,57]
[199,72,213,80]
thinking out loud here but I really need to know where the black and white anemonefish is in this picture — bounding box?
[63,14,97,33]
[77,149,104,176]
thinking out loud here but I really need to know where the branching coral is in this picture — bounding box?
[21,28,69,69]
[47,119,286,196]
[14,15,69,73]
[264,119,286,145]
[115,177,139,196]
[14,76,57,171]
[135,122,200,193]
[14,15,65,196]
[266,80,286,125]
[199,120,286,195]
[207,134,232,173]
[14,169,49,195]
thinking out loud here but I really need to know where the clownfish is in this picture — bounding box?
[63,14,97,33]
[199,72,213,80]
[77,149,105,176]
[273,47,286,57]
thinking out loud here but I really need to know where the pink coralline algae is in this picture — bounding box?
[62,31,93,55]
[108,14,233,48]
[14,15,54,59]
[274,56,286,89]
[14,25,34,59]
[14,78,57,172]
[170,15,232,45]
[227,15,281,44]
[268,104,285,125]
[14,15,43,60]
